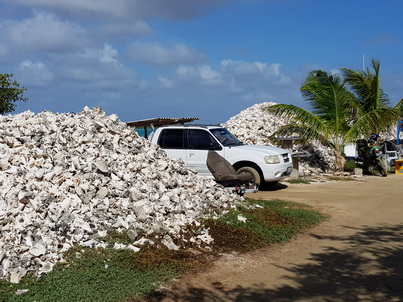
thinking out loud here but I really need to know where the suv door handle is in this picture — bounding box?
[189,151,195,157]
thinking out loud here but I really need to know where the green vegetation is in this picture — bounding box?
[205,199,326,253]
[0,73,28,114]
[286,178,316,184]
[266,58,400,172]
[327,176,356,181]
[0,247,181,302]
[0,199,325,301]
[344,159,357,172]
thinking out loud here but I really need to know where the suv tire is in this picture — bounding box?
[237,166,260,186]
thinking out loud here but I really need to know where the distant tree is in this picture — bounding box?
[0,73,28,114]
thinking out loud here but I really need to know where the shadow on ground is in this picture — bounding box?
[258,182,288,192]
[148,224,403,301]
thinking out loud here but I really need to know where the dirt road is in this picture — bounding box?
[157,174,403,302]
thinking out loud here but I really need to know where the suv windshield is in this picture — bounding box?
[210,128,243,146]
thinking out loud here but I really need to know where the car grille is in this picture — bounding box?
[282,153,290,163]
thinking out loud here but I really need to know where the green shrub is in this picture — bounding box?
[344,159,357,171]
[286,178,315,184]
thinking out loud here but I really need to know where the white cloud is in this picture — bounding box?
[2,11,87,53]
[221,59,292,86]
[16,60,54,86]
[1,0,304,124]
[0,44,9,62]
[0,10,153,64]
[77,44,119,64]
[221,59,266,76]
[97,21,153,38]
[2,0,134,20]
[174,64,221,85]
[198,65,220,80]
[160,64,221,89]
[126,42,207,65]
[198,65,222,85]
[4,0,228,21]
[99,44,118,63]
[173,60,295,91]
[41,45,141,91]
[176,65,198,80]
[166,59,300,114]
[157,76,174,88]
[63,63,129,85]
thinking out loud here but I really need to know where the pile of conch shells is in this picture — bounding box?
[0,107,242,283]
[222,102,338,174]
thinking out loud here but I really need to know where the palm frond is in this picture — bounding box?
[300,70,355,147]
[346,107,398,140]
[341,58,390,111]
[394,98,403,118]
[269,123,330,147]
[265,104,329,144]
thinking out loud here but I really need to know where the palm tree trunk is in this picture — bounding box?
[335,150,345,172]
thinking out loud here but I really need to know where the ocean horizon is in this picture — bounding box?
[134,128,154,138]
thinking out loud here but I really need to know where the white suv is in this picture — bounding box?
[149,125,292,188]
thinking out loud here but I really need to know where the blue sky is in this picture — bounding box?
[1,0,403,124]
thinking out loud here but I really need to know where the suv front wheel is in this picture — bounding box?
[237,166,260,187]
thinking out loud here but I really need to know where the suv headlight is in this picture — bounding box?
[264,155,280,164]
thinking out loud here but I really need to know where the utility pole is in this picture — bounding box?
[362,54,365,70]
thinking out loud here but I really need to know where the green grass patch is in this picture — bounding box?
[0,199,326,301]
[204,199,326,253]
[285,178,315,184]
[327,176,356,181]
[344,159,357,171]
[0,244,198,302]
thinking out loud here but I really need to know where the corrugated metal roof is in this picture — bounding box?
[126,117,199,128]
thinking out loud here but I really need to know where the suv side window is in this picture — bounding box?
[187,129,221,150]
[158,129,185,149]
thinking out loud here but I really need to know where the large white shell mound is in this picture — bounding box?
[0,106,241,283]
[222,102,337,174]
[222,102,288,145]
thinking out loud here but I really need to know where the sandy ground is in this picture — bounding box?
[155,174,403,302]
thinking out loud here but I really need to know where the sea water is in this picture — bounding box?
[135,128,154,138]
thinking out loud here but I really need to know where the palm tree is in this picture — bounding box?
[265,59,398,172]
[341,58,397,135]
[265,70,355,171]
